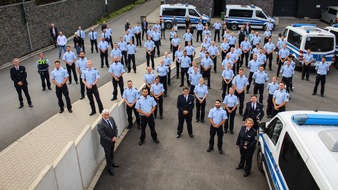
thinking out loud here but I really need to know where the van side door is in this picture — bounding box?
[255,10,268,29]
[188,9,201,25]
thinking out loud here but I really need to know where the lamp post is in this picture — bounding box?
[105,0,108,16]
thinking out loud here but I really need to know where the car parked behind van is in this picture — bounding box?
[321,6,338,26]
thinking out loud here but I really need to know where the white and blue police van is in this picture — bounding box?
[324,24,338,68]
[282,24,336,69]
[159,3,210,29]
[257,111,338,190]
[224,5,275,31]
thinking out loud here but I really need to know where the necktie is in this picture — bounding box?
[245,128,249,133]
[91,32,94,40]
[16,67,19,71]
[106,119,113,129]
[185,95,188,102]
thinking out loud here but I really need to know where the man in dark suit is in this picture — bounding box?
[10,58,33,109]
[242,94,264,129]
[141,17,148,40]
[124,20,130,32]
[50,23,58,48]
[97,109,119,176]
[177,87,195,138]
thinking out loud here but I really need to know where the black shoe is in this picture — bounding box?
[68,109,73,113]
[179,85,183,87]
[108,169,114,176]
[18,104,24,109]
[208,86,211,89]
[152,67,155,70]
[89,112,96,116]
[219,150,223,154]
[244,172,250,177]
[189,134,194,138]
[321,94,325,97]
[42,88,46,91]
[306,79,309,81]
[176,134,181,138]
[230,131,234,134]
[27,104,33,108]
[235,166,243,170]
[301,78,304,80]
[267,115,271,118]
[48,87,52,90]
[168,83,170,86]
[246,91,249,94]
[127,70,130,73]
[164,94,167,97]
[312,93,316,96]
[106,65,109,68]
[59,109,64,113]
[154,116,157,119]
[153,139,160,143]
[196,119,200,122]
[75,81,79,84]
[201,120,204,123]
[68,82,72,85]
[127,125,132,129]
[207,147,213,152]
[134,70,136,73]
[139,140,144,145]
[112,163,119,168]
[80,96,85,100]
[101,66,103,68]
[224,130,228,134]
[160,116,163,119]
[111,97,117,101]
[138,125,141,130]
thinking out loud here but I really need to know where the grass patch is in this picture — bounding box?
[96,0,146,24]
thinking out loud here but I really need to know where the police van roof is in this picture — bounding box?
[226,4,263,11]
[161,3,196,9]
[278,111,338,189]
[287,25,335,36]
[325,25,338,31]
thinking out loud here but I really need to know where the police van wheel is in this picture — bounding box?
[257,144,264,173]
[230,24,238,30]
[165,22,172,29]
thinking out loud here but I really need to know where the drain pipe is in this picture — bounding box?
[22,0,33,51]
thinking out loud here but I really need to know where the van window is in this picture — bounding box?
[256,10,266,19]
[266,118,283,145]
[229,9,253,18]
[279,132,320,190]
[287,30,302,49]
[304,37,334,52]
[162,8,185,16]
[328,8,337,15]
[330,30,338,45]
[189,9,199,17]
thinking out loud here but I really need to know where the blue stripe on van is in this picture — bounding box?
[260,134,287,190]
[227,17,268,26]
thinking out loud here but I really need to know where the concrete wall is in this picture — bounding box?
[0,0,134,66]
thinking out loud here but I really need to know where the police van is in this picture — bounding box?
[257,111,338,190]
[224,5,275,30]
[324,24,338,68]
[159,3,210,29]
[282,24,336,69]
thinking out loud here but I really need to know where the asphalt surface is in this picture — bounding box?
[1,0,338,189]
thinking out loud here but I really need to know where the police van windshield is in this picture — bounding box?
[256,10,267,19]
[304,37,334,52]
[195,8,202,16]
[189,9,200,17]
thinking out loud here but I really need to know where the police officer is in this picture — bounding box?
[228,33,237,49]
[184,41,196,62]
[88,27,98,53]
[127,40,137,73]
[109,56,125,101]
[144,67,155,94]
[77,26,85,52]
[221,63,234,99]
[247,54,260,94]
[232,68,249,116]
[163,52,172,85]
[152,28,161,57]
[123,31,132,45]
[266,76,279,118]
[134,22,142,46]
[118,37,128,66]
[228,47,238,74]
[312,57,330,97]
[251,32,261,49]
[171,34,180,61]
[263,38,275,71]
[194,78,208,123]
[10,58,33,109]
[135,87,159,145]
[213,20,222,42]
[221,53,233,70]
[141,17,148,40]
[98,37,109,68]
[63,46,78,84]
[183,29,193,46]
[256,48,267,69]
[208,41,219,73]
[220,38,230,61]
[111,43,122,62]
[36,53,52,91]
[280,60,294,94]
[277,44,289,77]
[253,65,269,103]
[179,51,192,87]
[157,59,169,96]
[151,76,165,119]
[189,66,202,95]
[82,60,104,116]
[240,36,251,67]
[123,80,141,129]
[196,21,204,42]
[50,60,72,113]
[272,81,289,117]
[223,87,238,134]
[144,36,155,69]
[263,28,271,44]
[176,87,195,138]
[76,52,88,99]
[234,43,243,74]
[236,118,257,177]
[201,52,213,89]
[169,28,176,51]
[302,49,313,81]
[174,46,184,79]
[207,99,227,154]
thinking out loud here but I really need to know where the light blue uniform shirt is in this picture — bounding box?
[257,53,266,65]
[196,24,204,31]
[234,48,242,56]
[264,30,271,37]
[76,58,88,73]
[201,57,213,68]
[179,56,191,68]
[273,89,289,105]
[102,32,110,39]
[111,48,122,58]
[183,33,193,41]
[118,41,127,51]
[201,42,210,50]
[134,26,142,33]
[123,87,140,103]
[51,67,69,84]
[266,82,279,95]
[303,53,313,63]
[135,95,157,114]
[150,83,165,95]
[127,44,137,54]
[222,69,234,80]
[316,62,330,75]
[248,60,260,72]
[152,32,161,41]
[223,33,231,40]
[208,107,228,125]
[278,48,289,58]
[106,28,112,36]
[157,65,169,76]
[163,57,172,66]
[63,51,76,62]
[264,42,275,53]
[188,66,200,75]
[228,36,237,45]
[109,62,125,77]
[81,68,100,85]
[175,50,184,60]
[147,30,153,38]
[223,94,238,107]
[98,41,109,51]
[194,84,208,98]
[240,41,251,51]
[77,30,85,38]
[88,31,98,40]
[184,46,196,55]
[281,65,294,77]
[189,72,202,86]
[232,75,249,90]
[251,48,260,55]
[228,52,238,61]
[171,38,180,46]
[127,28,134,36]
[252,36,261,45]
[199,51,206,59]
[277,39,287,49]
[221,42,230,51]
[222,58,233,67]
[144,40,155,50]
[124,34,132,43]
[208,46,219,55]
[144,72,155,84]
[202,30,211,37]
[169,31,176,39]
[253,71,269,84]
[213,22,222,29]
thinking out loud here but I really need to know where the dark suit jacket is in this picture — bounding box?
[142,21,148,30]
[242,102,264,126]
[50,27,58,38]
[125,23,130,31]
[177,94,194,117]
[236,126,257,149]
[10,66,28,87]
[97,116,118,148]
